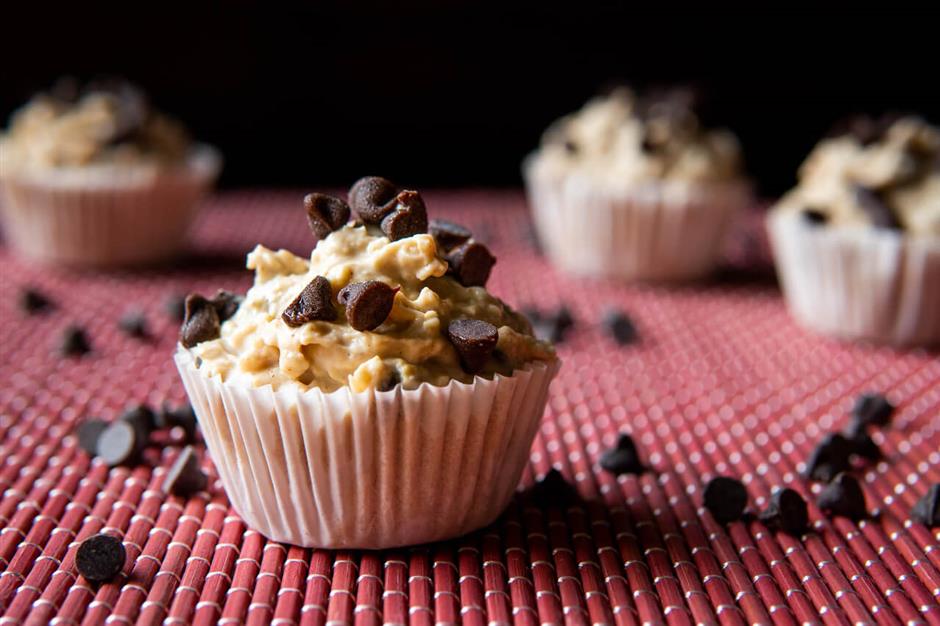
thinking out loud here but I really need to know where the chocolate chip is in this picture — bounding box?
[802,208,828,225]
[524,307,574,343]
[758,487,809,535]
[445,241,496,287]
[119,404,156,435]
[852,393,894,429]
[380,190,429,241]
[118,312,148,338]
[804,433,854,482]
[210,290,242,322]
[60,325,91,357]
[162,446,208,497]
[338,281,397,331]
[817,472,867,520]
[531,468,581,507]
[855,186,901,229]
[304,193,351,240]
[446,319,499,374]
[159,403,199,443]
[282,276,336,327]
[75,534,126,583]
[703,476,748,523]
[348,176,399,223]
[912,484,940,527]
[599,433,645,475]
[19,288,52,314]
[165,294,187,322]
[429,219,473,252]
[180,294,221,348]
[843,422,882,462]
[95,420,144,467]
[603,310,637,345]
[75,420,107,456]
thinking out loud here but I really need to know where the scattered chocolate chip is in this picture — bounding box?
[162,446,208,497]
[603,310,637,345]
[855,186,901,229]
[446,319,499,374]
[60,325,91,357]
[348,176,399,223]
[75,534,126,583]
[758,487,809,535]
[852,393,894,429]
[210,290,242,322]
[380,190,429,240]
[445,241,496,288]
[304,193,351,239]
[338,281,397,332]
[911,484,940,527]
[804,433,854,482]
[524,307,574,343]
[95,420,144,467]
[119,404,156,435]
[118,312,148,338]
[429,219,473,252]
[160,403,199,443]
[282,276,335,327]
[817,472,867,520]
[75,420,108,456]
[165,293,187,322]
[802,208,828,225]
[531,468,580,507]
[599,433,645,475]
[180,295,221,348]
[843,422,882,462]
[19,288,52,314]
[703,476,748,523]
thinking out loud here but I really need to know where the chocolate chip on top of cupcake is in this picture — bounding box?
[774,115,940,235]
[182,177,555,393]
[1,80,191,171]
[531,87,742,183]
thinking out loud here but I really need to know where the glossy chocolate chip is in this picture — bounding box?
[118,312,149,338]
[703,476,748,523]
[60,325,91,357]
[912,484,940,527]
[599,433,645,475]
[159,403,199,443]
[95,420,143,467]
[429,219,473,252]
[120,404,156,435]
[282,276,336,327]
[165,293,187,322]
[446,318,499,374]
[804,433,854,482]
[76,534,126,583]
[817,472,867,520]
[304,193,351,239]
[163,446,208,497]
[445,241,496,287]
[180,294,221,348]
[855,186,901,229]
[531,468,581,507]
[843,421,882,462]
[852,393,894,428]
[19,288,52,314]
[758,487,809,535]
[603,310,637,345]
[338,281,397,331]
[75,420,108,456]
[802,208,828,225]
[380,190,429,240]
[348,176,399,223]
[210,290,243,322]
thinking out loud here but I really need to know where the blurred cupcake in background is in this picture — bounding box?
[523,87,750,282]
[768,115,940,346]
[0,80,221,267]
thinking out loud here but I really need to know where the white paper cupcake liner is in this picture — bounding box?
[0,145,220,267]
[767,210,940,346]
[524,165,749,282]
[175,349,560,549]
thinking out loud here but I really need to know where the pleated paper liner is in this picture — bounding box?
[0,145,220,268]
[176,349,560,549]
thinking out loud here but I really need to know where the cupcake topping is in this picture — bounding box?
[180,291,243,348]
[304,193,351,240]
[184,181,554,392]
[776,115,940,235]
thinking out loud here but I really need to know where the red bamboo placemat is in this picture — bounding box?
[0,190,938,626]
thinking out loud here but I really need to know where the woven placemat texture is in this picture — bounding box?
[0,191,938,626]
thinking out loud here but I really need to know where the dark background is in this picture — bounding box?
[3,4,937,196]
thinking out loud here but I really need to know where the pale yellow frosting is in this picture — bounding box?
[191,225,555,392]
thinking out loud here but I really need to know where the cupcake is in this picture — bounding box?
[768,116,940,346]
[174,178,559,548]
[0,80,220,267]
[524,87,750,282]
